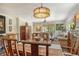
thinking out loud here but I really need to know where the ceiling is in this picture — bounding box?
[0,3,79,22]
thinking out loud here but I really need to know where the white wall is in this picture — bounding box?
[0,13,70,37]
[0,13,27,36]
[65,16,73,31]
[6,16,16,33]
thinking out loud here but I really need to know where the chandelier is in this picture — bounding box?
[33,3,50,18]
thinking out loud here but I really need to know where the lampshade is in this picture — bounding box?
[33,7,50,18]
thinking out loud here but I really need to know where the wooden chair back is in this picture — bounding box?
[62,32,76,53]
[42,33,49,40]
[67,32,79,55]
[32,33,41,41]
[61,32,79,55]
[6,33,17,39]
[3,35,19,56]
[72,37,79,55]
[18,42,31,56]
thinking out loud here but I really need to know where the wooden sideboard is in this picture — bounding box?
[20,26,30,40]
[20,26,26,40]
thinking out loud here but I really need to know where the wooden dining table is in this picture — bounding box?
[20,40,51,56]
[17,40,63,56]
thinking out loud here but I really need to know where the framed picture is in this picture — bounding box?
[56,24,63,30]
[34,24,41,31]
[9,19,12,25]
[9,26,12,32]
[0,15,5,33]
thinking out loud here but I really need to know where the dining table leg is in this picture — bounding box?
[31,44,38,56]
[23,43,25,56]
[46,46,49,56]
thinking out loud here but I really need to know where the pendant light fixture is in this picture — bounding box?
[33,3,50,19]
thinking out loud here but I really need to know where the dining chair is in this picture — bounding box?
[32,33,41,41]
[17,42,31,56]
[63,38,79,56]
[61,32,73,53]
[63,32,79,56]
[72,36,79,55]
[18,42,31,56]
[3,35,19,56]
[42,33,49,41]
